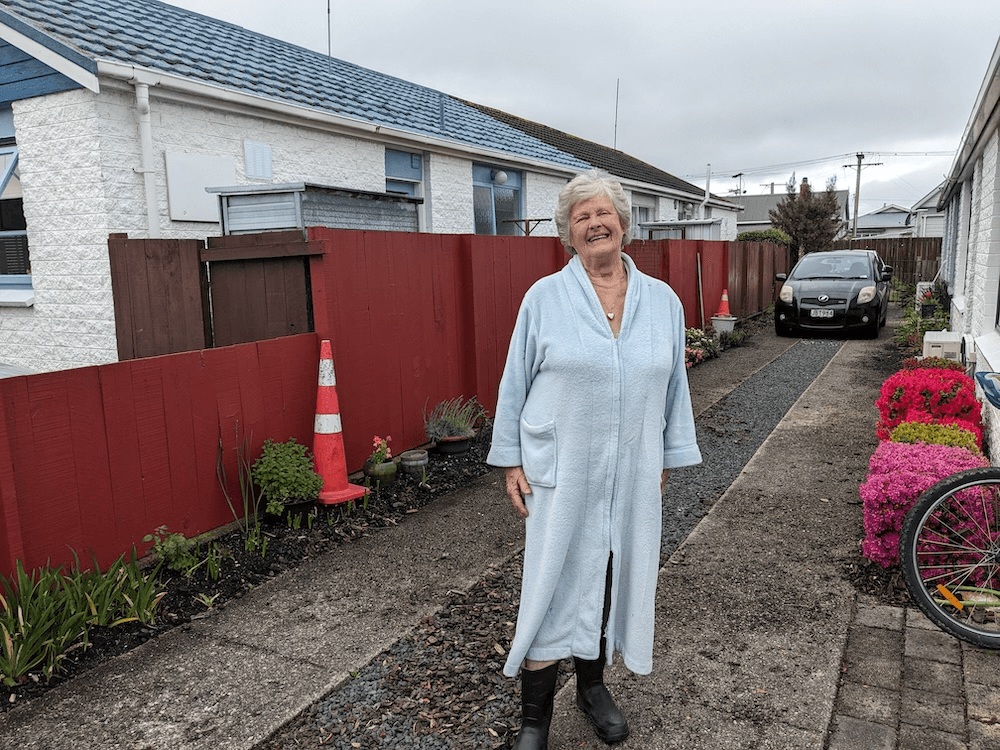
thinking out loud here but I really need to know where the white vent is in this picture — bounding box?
[244,140,273,181]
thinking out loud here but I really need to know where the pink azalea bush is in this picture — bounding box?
[859,441,988,568]
[874,367,982,447]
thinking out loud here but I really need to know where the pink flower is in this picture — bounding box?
[859,441,988,568]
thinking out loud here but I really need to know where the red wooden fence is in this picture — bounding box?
[0,336,317,579]
[0,231,786,577]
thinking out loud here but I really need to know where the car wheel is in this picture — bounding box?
[867,318,880,339]
[775,321,792,337]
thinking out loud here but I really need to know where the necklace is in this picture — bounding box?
[606,311,615,320]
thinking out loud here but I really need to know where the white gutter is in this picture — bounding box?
[131,75,160,238]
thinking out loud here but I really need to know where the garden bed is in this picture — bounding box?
[1,432,494,711]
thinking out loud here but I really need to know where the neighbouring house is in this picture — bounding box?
[853,203,914,238]
[730,181,850,239]
[909,181,946,238]
[0,0,738,374]
[938,34,1000,445]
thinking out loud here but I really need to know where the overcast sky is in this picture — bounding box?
[165,0,999,215]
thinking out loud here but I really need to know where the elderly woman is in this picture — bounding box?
[487,169,702,748]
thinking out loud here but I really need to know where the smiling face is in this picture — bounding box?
[568,196,625,262]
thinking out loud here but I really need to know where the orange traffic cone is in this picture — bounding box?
[313,340,367,506]
[716,289,732,317]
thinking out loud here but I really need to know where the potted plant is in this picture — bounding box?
[364,435,397,486]
[423,396,485,455]
[250,438,324,520]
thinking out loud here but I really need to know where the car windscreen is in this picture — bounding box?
[790,255,871,280]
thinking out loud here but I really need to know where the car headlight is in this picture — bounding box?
[779,285,793,304]
[857,285,876,304]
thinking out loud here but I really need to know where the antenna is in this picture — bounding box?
[327,0,331,57]
[613,78,619,150]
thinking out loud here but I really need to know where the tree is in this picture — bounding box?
[768,180,843,265]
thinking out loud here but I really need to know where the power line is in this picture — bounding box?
[682,150,954,181]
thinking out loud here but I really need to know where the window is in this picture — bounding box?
[386,149,423,198]
[632,193,655,240]
[473,164,521,235]
[0,105,28,305]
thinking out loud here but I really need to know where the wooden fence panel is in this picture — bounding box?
[206,239,312,347]
[831,236,942,288]
[108,234,207,359]
[0,335,318,576]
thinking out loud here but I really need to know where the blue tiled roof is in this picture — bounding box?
[0,0,703,192]
[0,0,591,172]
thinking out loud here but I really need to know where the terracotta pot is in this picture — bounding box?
[363,459,398,486]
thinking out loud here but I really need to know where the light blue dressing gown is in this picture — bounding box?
[487,252,702,677]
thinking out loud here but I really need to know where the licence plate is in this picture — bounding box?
[810,308,834,318]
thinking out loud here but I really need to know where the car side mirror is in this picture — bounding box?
[775,273,787,282]
[881,271,892,282]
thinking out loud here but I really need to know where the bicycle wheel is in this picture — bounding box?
[899,466,1000,649]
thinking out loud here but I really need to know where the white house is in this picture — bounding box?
[938,34,1000,447]
[0,0,739,373]
[910,182,946,238]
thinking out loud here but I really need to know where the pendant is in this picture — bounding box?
[607,312,615,320]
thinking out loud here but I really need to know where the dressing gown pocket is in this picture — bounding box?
[520,418,557,488]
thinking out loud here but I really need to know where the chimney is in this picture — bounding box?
[800,177,809,197]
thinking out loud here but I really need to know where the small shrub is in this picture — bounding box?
[888,421,981,454]
[251,438,324,515]
[423,396,485,442]
[893,305,949,354]
[859,442,989,568]
[0,562,88,686]
[736,228,791,245]
[143,525,199,575]
[901,356,965,372]
[685,328,719,368]
[875,367,982,446]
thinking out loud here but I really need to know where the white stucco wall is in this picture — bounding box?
[1,79,719,373]
[5,89,119,371]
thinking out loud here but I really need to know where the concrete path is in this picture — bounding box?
[3,325,998,749]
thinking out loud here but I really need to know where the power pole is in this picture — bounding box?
[852,153,862,239]
[844,152,882,239]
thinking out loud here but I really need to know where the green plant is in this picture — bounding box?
[63,550,165,627]
[889,421,982,454]
[203,543,229,582]
[893,305,950,354]
[143,525,200,576]
[195,592,220,609]
[0,560,89,686]
[217,423,265,555]
[684,327,720,368]
[369,435,392,465]
[251,438,324,516]
[423,396,485,442]
[736,228,791,245]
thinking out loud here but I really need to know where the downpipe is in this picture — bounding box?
[133,80,161,238]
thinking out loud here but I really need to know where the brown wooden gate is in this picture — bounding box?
[109,231,321,359]
[203,232,321,347]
